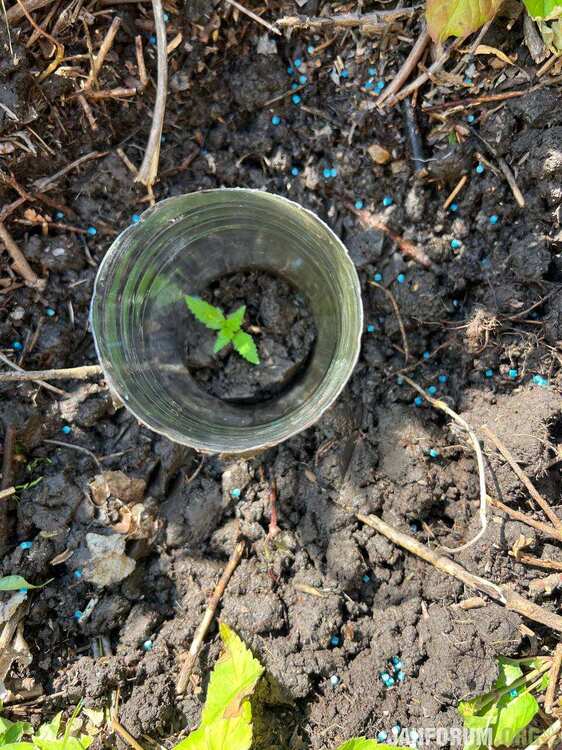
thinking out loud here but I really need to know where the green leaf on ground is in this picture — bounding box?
[426,0,503,41]
[335,741,402,750]
[0,575,42,591]
[523,0,562,17]
[213,332,232,354]
[185,297,225,331]
[222,306,246,337]
[232,331,260,365]
[492,692,539,747]
[496,657,523,688]
[173,623,264,750]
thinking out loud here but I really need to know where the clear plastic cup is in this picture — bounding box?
[90,189,363,453]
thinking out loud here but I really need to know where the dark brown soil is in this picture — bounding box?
[185,270,317,402]
[0,2,561,749]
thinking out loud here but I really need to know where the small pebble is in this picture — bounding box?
[509,688,518,698]
[429,448,439,458]
[364,80,373,89]
[392,724,401,735]
[354,199,364,210]
[464,77,473,86]
[330,675,340,687]
[143,639,154,651]
[19,588,28,594]
[55,211,65,220]
[467,114,476,123]
[329,167,337,178]
[149,35,156,45]
[271,115,281,126]
[391,656,402,667]
[368,66,377,76]
[19,541,32,550]
[340,69,349,78]
[46,307,56,317]
[367,324,375,333]
[508,368,518,379]
[475,163,485,174]
[414,396,424,407]
[291,94,301,105]
[12,341,23,351]
[396,273,405,284]
[450,239,461,250]
[230,488,241,498]
[532,374,548,387]
[73,569,83,580]
[162,12,169,21]
[323,168,332,179]
[61,425,72,435]
[452,299,460,308]
[291,167,300,176]
[427,385,437,396]
[291,82,299,90]
[485,369,494,378]
[438,374,448,384]
[373,272,382,282]
[409,521,419,532]
[382,195,393,207]
[287,66,293,75]
[330,635,340,647]
[299,75,308,84]
[423,351,430,360]
[131,214,141,224]
[73,610,83,621]
[397,671,406,682]
[380,671,391,682]
[385,676,395,687]
[307,46,315,54]
[294,58,302,68]
[489,214,499,225]
[449,203,459,212]
[362,574,370,583]
[396,376,404,386]
[377,731,388,742]
[87,226,97,236]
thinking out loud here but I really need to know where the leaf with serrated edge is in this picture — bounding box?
[214,332,232,354]
[0,575,41,591]
[185,296,225,331]
[222,306,246,337]
[201,623,264,725]
[173,709,252,750]
[232,331,260,365]
[426,0,503,41]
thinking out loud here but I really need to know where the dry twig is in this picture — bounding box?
[176,540,245,694]
[86,16,121,88]
[377,27,430,108]
[481,425,561,530]
[368,280,409,361]
[488,495,562,543]
[0,424,16,555]
[545,643,562,714]
[0,363,102,383]
[401,374,488,553]
[276,7,416,32]
[522,719,561,750]
[33,152,107,192]
[224,0,280,35]
[0,353,66,396]
[337,502,562,633]
[0,222,45,289]
[135,35,148,89]
[135,0,167,192]
[111,717,146,750]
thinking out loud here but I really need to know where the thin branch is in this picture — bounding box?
[176,540,245,694]
[488,495,562,543]
[377,27,430,108]
[0,363,102,383]
[33,151,107,192]
[0,353,66,396]
[401,374,488,553]
[522,720,561,750]
[135,0,167,190]
[481,425,561,530]
[224,0,280,35]
[336,501,562,633]
[275,7,416,32]
[135,35,148,89]
[6,0,54,23]
[545,643,562,714]
[111,717,146,750]
[0,222,45,290]
[368,280,409,361]
[86,16,121,88]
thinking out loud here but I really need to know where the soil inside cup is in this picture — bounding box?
[184,270,317,403]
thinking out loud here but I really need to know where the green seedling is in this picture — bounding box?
[0,575,46,591]
[185,296,260,365]
[0,701,93,749]
[458,656,551,750]
[173,622,264,750]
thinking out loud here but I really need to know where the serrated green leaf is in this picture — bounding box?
[523,0,562,18]
[185,297,225,331]
[232,331,259,365]
[492,692,538,746]
[222,306,246,338]
[202,623,264,725]
[495,657,523,688]
[426,0,503,41]
[174,705,252,750]
[0,576,42,591]
[214,332,232,354]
